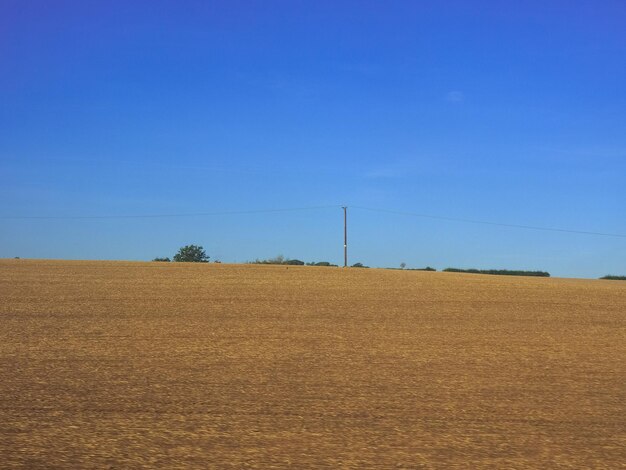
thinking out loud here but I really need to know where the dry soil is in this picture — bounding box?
[0,259,625,468]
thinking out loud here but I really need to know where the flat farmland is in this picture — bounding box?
[1,259,625,468]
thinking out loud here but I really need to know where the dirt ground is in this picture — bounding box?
[1,259,625,468]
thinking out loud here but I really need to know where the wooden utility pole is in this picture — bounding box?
[343,206,348,267]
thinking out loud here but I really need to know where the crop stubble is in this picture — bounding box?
[0,259,625,468]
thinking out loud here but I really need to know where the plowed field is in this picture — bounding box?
[1,259,625,468]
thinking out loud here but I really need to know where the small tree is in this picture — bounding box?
[268,255,285,264]
[173,245,209,263]
[153,257,171,262]
[400,262,406,269]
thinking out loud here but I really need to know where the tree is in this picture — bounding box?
[152,257,171,262]
[173,245,209,263]
[400,262,406,269]
[268,255,285,264]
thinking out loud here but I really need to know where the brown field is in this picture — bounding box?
[1,259,625,468]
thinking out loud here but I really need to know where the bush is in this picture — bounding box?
[443,268,549,277]
[152,257,171,262]
[248,255,306,265]
[600,275,626,280]
[351,262,368,268]
[266,255,285,264]
[173,245,209,263]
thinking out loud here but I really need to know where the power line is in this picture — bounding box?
[0,205,343,220]
[3,203,624,239]
[351,205,626,239]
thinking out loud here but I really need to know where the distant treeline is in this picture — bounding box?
[248,256,338,266]
[249,256,305,265]
[247,256,376,267]
[307,261,339,267]
[600,275,626,280]
[387,266,436,271]
[443,268,550,277]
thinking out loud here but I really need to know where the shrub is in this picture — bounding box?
[249,255,307,266]
[351,262,368,268]
[284,259,305,265]
[267,255,285,264]
[443,268,549,277]
[600,275,626,280]
[152,257,171,262]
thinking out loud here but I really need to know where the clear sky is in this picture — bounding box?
[1,0,625,278]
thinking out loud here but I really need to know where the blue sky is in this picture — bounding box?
[1,0,625,277]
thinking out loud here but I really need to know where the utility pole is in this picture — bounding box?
[342,206,348,267]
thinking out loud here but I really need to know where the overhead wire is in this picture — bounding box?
[0,205,343,220]
[350,205,626,239]
[2,203,624,239]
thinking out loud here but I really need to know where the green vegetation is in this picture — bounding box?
[600,275,626,280]
[249,255,285,265]
[443,268,550,277]
[152,257,171,262]
[173,245,209,263]
[387,266,437,271]
[251,256,340,266]
[351,262,369,268]
[249,255,305,265]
